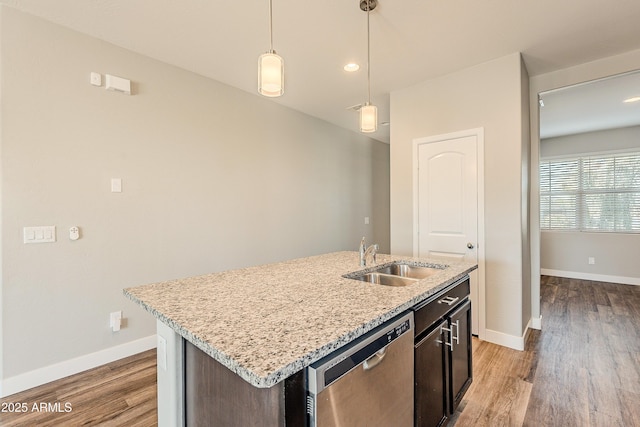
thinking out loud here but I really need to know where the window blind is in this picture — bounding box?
[540,152,640,233]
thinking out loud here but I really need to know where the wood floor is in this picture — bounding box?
[450,276,640,427]
[1,276,638,426]
[0,350,157,426]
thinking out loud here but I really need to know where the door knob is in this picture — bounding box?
[467,242,474,249]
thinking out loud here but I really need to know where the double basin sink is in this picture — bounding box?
[346,262,444,287]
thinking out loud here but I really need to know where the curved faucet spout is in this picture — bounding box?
[362,243,379,267]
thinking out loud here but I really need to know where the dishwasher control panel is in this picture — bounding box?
[390,318,412,340]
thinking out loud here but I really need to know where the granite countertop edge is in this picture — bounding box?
[123,253,477,388]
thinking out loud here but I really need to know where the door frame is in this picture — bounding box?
[412,127,486,340]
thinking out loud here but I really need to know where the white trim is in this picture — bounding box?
[477,129,486,341]
[484,317,532,351]
[412,127,486,340]
[0,335,156,398]
[541,268,640,286]
[157,321,185,427]
[531,315,543,330]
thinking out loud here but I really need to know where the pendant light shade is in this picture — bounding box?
[360,103,377,133]
[259,0,284,97]
[258,51,284,97]
[359,0,377,133]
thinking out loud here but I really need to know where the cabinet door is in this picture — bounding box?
[414,320,448,427]
[448,299,473,413]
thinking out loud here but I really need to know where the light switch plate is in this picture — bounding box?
[111,178,122,193]
[24,226,56,243]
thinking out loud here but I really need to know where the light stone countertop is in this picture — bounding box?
[123,251,477,388]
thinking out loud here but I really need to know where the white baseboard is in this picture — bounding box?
[484,319,531,351]
[0,335,156,398]
[541,268,640,286]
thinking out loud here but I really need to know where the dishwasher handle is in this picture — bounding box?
[363,348,387,371]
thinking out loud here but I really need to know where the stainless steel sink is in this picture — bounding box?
[351,272,417,287]
[346,261,445,286]
[374,263,441,279]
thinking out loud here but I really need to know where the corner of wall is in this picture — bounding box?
[529,47,640,330]
[0,2,5,391]
[520,54,532,331]
[390,53,533,340]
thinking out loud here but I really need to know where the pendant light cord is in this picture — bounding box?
[269,0,274,52]
[366,2,371,104]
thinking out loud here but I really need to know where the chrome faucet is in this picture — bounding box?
[363,244,379,266]
[359,237,379,267]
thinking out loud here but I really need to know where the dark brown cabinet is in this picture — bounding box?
[184,341,306,427]
[448,299,472,413]
[414,318,448,426]
[413,277,473,427]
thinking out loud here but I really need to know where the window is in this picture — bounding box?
[540,152,640,233]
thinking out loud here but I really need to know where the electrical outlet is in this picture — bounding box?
[110,311,122,332]
[588,257,595,265]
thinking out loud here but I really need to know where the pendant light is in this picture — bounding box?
[258,0,284,97]
[359,0,377,133]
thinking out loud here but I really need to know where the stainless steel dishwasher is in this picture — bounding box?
[306,312,414,427]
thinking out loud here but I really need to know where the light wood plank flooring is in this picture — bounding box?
[2,276,638,426]
[451,276,640,427]
[0,349,157,426]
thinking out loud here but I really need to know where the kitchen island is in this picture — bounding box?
[124,251,477,426]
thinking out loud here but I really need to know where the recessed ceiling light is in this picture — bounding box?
[623,96,640,103]
[344,63,360,72]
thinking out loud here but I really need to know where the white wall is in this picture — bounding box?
[530,48,640,319]
[0,7,390,387]
[539,125,640,283]
[390,53,531,345]
[541,232,640,282]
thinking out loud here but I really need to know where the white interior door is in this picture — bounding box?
[414,131,482,336]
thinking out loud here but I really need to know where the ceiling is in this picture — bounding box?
[540,70,640,139]
[3,0,640,143]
